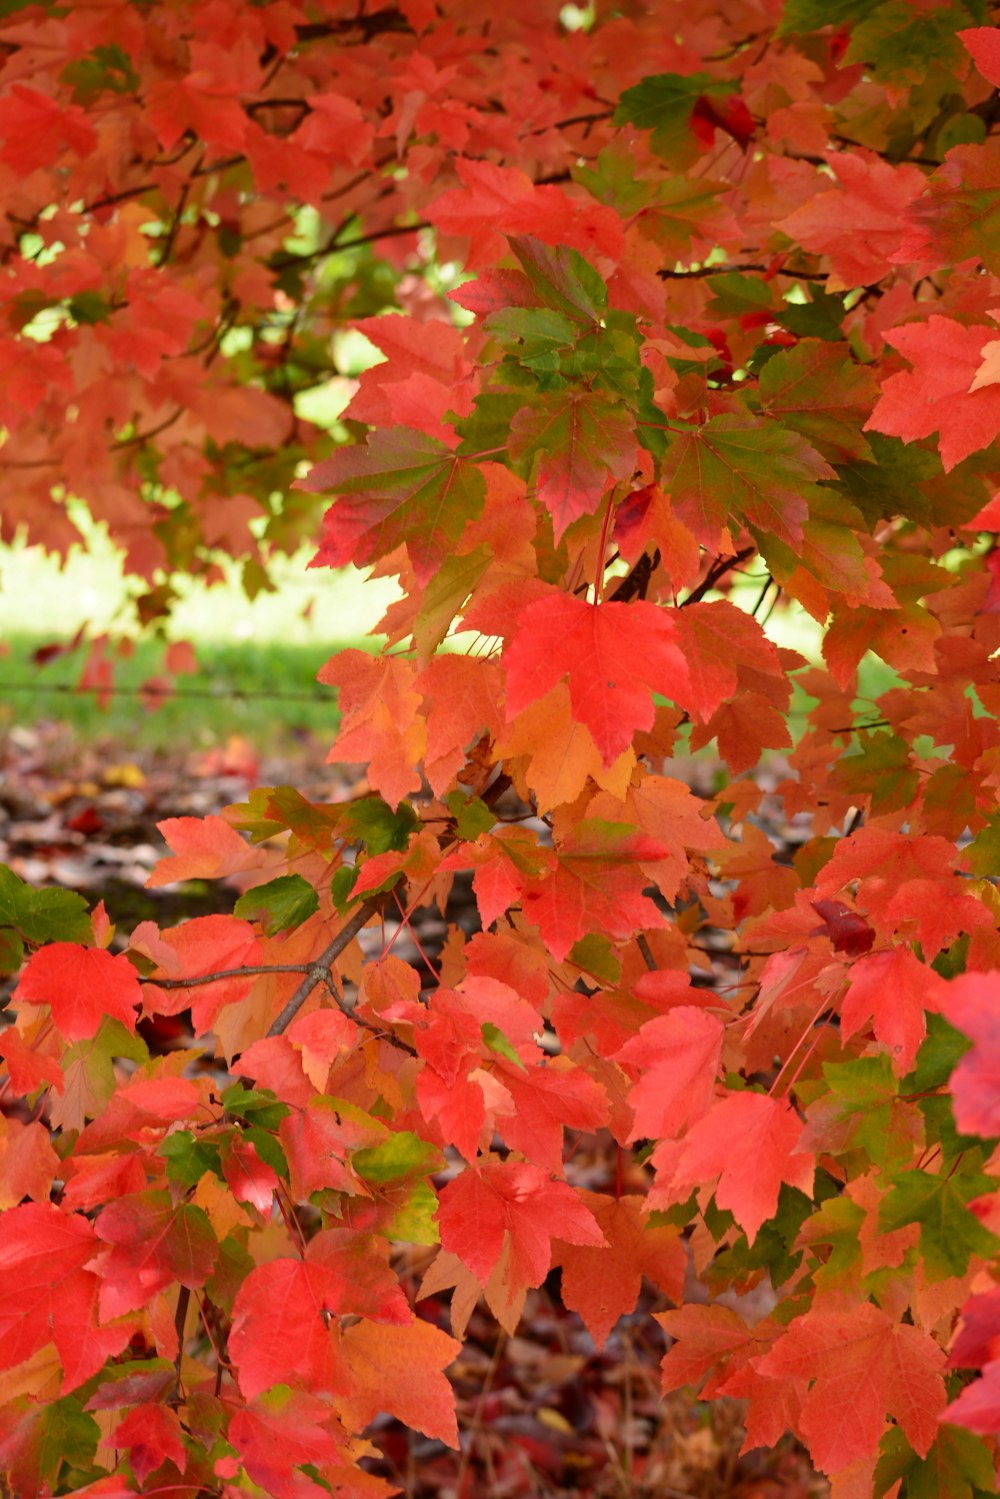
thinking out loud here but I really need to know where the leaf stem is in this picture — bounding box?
[593,487,617,606]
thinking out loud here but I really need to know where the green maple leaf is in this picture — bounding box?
[0,864,92,946]
[509,390,636,541]
[341,796,419,855]
[804,1055,905,1168]
[757,340,880,463]
[778,0,881,34]
[662,413,834,548]
[875,1424,997,1499]
[843,1,974,85]
[879,1168,1000,1280]
[234,874,319,936]
[614,72,735,164]
[830,731,920,817]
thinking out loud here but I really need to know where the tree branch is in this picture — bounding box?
[139,898,411,1046]
[267,900,380,1035]
[680,547,755,607]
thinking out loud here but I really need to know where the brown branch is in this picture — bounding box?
[610,549,659,604]
[155,181,191,269]
[267,900,381,1036]
[680,547,755,607]
[636,934,657,972]
[112,407,184,451]
[140,898,415,1049]
[658,261,831,281]
[269,219,430,274]
[143,963,314,988]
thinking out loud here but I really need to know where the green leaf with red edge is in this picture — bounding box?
[661,413,835,549]
[508,390,636,541]
[14,943,142,1042]
[507,234,608,324]
[503,591,690,766]
[298,426,485,584]
[0,1394,100,1497]
[614,71,737,166]
[757,339,880,463]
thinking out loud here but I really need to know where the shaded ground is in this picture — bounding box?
[0,719,826,1498]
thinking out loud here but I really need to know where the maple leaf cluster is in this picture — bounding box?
[8,2,1000,1496]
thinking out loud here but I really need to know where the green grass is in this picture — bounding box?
[0,635,348,750]
[0,536,904,757]
[0,534,400,749]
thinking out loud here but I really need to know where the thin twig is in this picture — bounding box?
[680,547,756,607]
[169,1286,191,1406]
[636,934,657,972]
[143,964,314,989]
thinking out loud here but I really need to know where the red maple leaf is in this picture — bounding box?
[503,591,690,766]
[230,1235,410,1401]
[615,1007,725,1142]
[14,944,142,1042]
[339,1318,461,1448]
[945,971,1000,1138]
[0,1203,132,1392]
[670,1093,815,1243]
[756,1302,946,1474]
[110,1404,186,1484]
[556,1192,686,1348]
[839,946,949,1074]
[960,26,1000,87]
[436,1160,605,1291]
[228,1388,345,1497]
[520,818,668,963]
[865,316,1000,471]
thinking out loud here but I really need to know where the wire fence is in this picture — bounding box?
[0,680,333,704]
